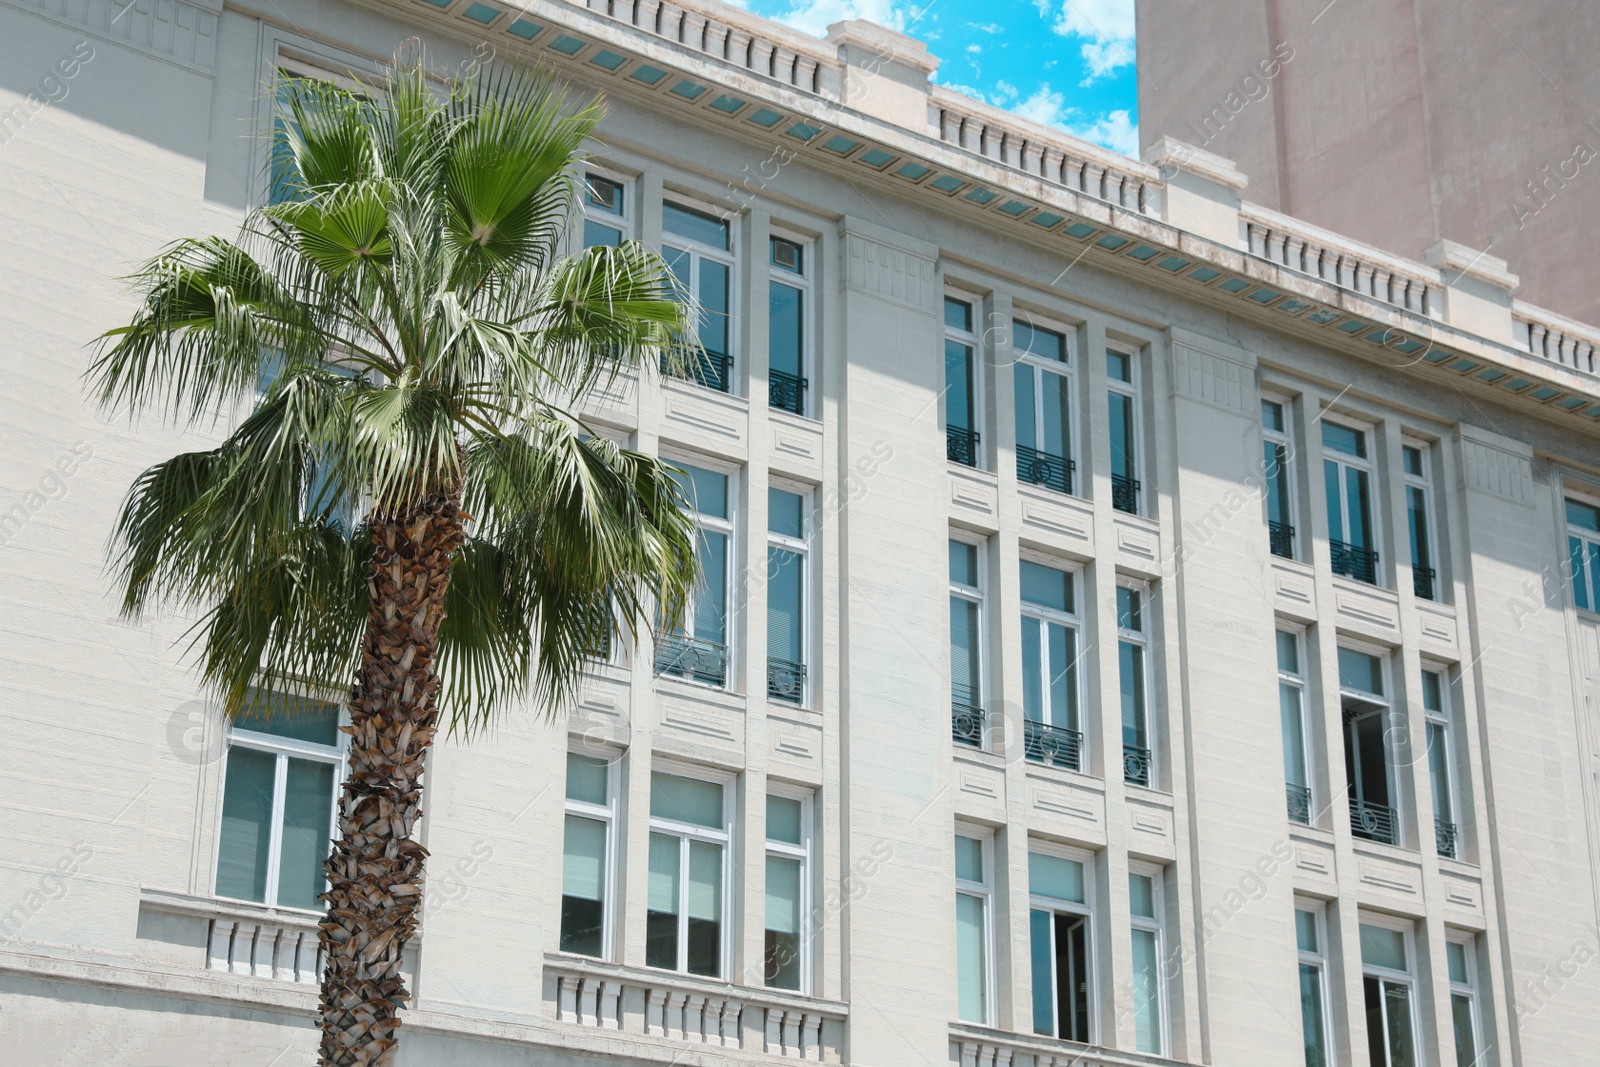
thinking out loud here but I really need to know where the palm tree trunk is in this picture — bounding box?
[318,486,465,1066]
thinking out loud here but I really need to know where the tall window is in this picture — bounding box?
[663,200,735,392]
[215,690,342,911]
[1263,397,1297,559]
[767,485,808,705]
[1029,849,1094,1042]
[768,235,809,416]
[1128,867,1166,1055]
[1021,560,1083,770]
[582,170,629,249]
[561,752,616,957]
[1566,497,1600,612]
[944,296,980,468]
[1323,420,1379,585]
[950,538,986,747]
[657,462,732,688]
[1402,443,1438,600]
[268,70,317,206]
[1359,922,1417,1067]
[1119,583,1153,786]
[1107,348,1141,514]
[764,791,810,991]
[1447,938,1482,1067]
[647,770,730,977]
[1340,647,1399,846]
[1296,906,1333,1067]
[1014,318,1074,494]
[1279,629,1313,825]
[1422,670,1460,859]
[954,832,994,1025]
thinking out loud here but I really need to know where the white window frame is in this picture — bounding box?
[1028,841,1097,1044]
[1277,624,1314,825]
[1421,665,1460,860]
[1563,489,1600,615]
[765,478,811,708]
[1127,860,1169,1056]
[1293,899,1335,1067]
[949,532,988,747]
[1012,309,1078,494]
[1339,640,1401,847]
[1359,914,1419,1067]
[662,193,739,390]
[1401,437,1440,599]
[1446,932,1483,1067]
[646,761,737,979]
[1262,391,1299,559]
[661,452,739,690]
[580,165,634,249]
[767,228,814,419]
[1321,413,1382,582]
[763,782,813,993]
[1106,342,1144,515]
[1118,578,1155,788]
[215,696,347,912]
[954,824,997,1027]
[1019,551,1085,763]
[561,746,620,960]
[943,291,984,468]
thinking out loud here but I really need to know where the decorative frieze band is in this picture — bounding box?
[842,233,937,312]
[1458,434,1535,506]
[1170,340,1252,415]
[4,0,218,73]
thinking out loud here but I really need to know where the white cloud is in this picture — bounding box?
[1044,0,1135,82]
[767,0,909,37]
[1010,84,1139,158]
[968,21,1004,33]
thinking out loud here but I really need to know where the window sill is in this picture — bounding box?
[950,1021,1185,1067]
[140,886,322,927]
[654,674,746,707]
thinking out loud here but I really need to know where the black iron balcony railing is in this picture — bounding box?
[1330,540,1380,585]
[768,369,807,416]
[662,350,734,393]
[1123,744,1152,787]
[1024,719,1084,771]
[1413,566,1437,601]
[1269,521,1295,560]
[1286,783,1312,825]
[947,426,980,467]
[1349,797,1398,846]
[952,701,985,747]
[653,631,728,688]
[1435,817,1459,859]
[1111,475,1140,514]
[766,657,806,704]
[1016,445,1074,494]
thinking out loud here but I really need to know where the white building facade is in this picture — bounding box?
[3,1,1600,1065]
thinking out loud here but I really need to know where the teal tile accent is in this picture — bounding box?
[671,80,707,100]
[1504,377,1533,388]
[507,18,542,38]
[1558,395,1587,409]
[550,35,585,55]
[859,148,895,168]
[748,108,784,127]
[930,175,965,193]
[1530,386,1562,400]
[1247,287,1281,303]
[1096,233,1129,250]
[1423,349,1454,363]
[590,50,627,70]
[1220,277,1251,293]
[896,162,932,180]
[1586,405,1600,418]
[1447,358,1481,372]
[823,135,861,154]
[710,94,745,113]
[1476,368,1509,382]
[1392,337,1426,352]
[1031,211,1065,228]
[1157,255,1190,271]
[965,188,998,205]
[1128,245,1161,261]
[786,122,822,141]
[1064,222,1097,239]
[463,2,498,21]
[1189,266,1222,283]
[421,0,451,7]
[1305,307,1340,323]
[998,200,1030,216]
[629,65,668,85]
[1336,318,1368,333]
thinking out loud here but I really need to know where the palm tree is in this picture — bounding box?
[87,48,700,1066]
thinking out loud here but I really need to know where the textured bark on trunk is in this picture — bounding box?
[318,486,465,1066]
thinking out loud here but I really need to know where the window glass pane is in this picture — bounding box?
[956,892,988,1022]
[1348,468,1372,548]
[216,747,275,903]
[1429,721,1453,821]
[1281,683,1307,787]
[685,841,722,976]
[1403,445,1423,477]
[1322,422,1365,458]
[276,757,334,910]
[955,835,984,883]
[1408,485,1430,569]
[1295,909,1319,953]
[945,340,974,431]
[1276,630,1300,674]
[771,235,803,271]
[1014,364,1037,449]
[646,832,680,969]
[767,794,804,845]
[1049,622,1076,730]
[1266,441,1292,526]
[768,546,804,662]
[1384,981,1417,1067]
[951,597,981,702]
[1300,961,1329,1067]
[949,540,979,586]
[1030,909,1055,1035]
[663,244,691,302]
[1567,499,1600,532]
[945,297,972,331]
[698,260,730,357]
[1261,399,1284,432]
[1451,993,1477,1067]
[235,688,340,746]
[1324,458,1344,541]
[1120,641,1146,748]
[1359,923,1408,970]
[1015,319,1066,362]
[1338,648,1384,696]
[663,201,729,249]
[1129,872,1156,918]
[1109,391,1134,480]
[671,463,728,519]
[1131,926,1162,1052]
[566,752,609,805]
[1021,619,1043,722]
[1107,351,1131,382]
[1117,586,1141,631]
[769,488,804,538]
[651,772,724,828]
[583,219,623,248]
[561,814,607,956]
[693,528,728,643]
[1447,942,1469,985]
[1028,852,1085,903]
[1020,560,1071,612]
[1422,671,1444,712]
[769,280,804,377]
[586,174,624,214]
[1041,370,1070,456]
[765,853,803,988]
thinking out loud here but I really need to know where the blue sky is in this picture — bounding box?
[739,0,1139,157]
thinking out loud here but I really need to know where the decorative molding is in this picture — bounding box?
[1019,492,1093,545]
[842,234,936,311]
[6,0,219,73]
[1458,435,1535,505]
[1171,343,1252,415]
[1029,783,1099,825]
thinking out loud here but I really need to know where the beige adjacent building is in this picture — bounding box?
[2,1,1599,1065]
